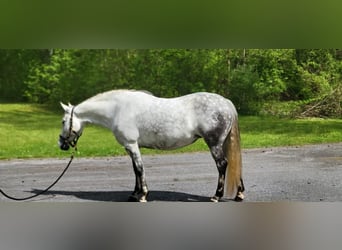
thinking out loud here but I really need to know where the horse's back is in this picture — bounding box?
[132,91,237,130]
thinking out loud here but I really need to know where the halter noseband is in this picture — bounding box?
[59,107,81,148]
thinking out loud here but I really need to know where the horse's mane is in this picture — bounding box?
[132,89,154,96]
[84,89,154,103]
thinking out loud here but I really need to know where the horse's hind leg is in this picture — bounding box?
[125,143,149,202]
[235,178,245,201]
[208,144,227,202]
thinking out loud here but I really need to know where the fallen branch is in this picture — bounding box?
[298,86,342,118]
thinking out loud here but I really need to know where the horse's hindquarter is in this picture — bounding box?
[191,93,236,133]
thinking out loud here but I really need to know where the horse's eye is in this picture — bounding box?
[62,120,65,125]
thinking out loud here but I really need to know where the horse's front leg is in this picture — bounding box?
[125,143,149,202]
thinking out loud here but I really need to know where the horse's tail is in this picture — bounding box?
[224,116,244,200]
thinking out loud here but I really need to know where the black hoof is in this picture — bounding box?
[234,192,245,202]
[127,195,139,202]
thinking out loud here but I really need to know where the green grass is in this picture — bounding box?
[240,116,342,148]
[0,103,341,159]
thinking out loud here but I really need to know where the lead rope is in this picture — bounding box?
[0,150,76,201]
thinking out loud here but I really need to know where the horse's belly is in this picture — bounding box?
[137,109,199,150]
[138,132,198,150]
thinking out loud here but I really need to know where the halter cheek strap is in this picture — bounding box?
[60,107,82,148]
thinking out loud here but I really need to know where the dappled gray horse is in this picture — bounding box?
[59,90,244,202]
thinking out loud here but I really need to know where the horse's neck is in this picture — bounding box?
[75,100,115,129]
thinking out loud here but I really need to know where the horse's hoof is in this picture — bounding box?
[139,197,147,202]
[210,196,219,202]
[234,192,244,202]
[128,195,139,202]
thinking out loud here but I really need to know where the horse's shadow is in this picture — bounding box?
[30,189,215,202]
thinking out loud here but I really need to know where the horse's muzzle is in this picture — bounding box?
[59,135,70,151]
[60,142,70,151]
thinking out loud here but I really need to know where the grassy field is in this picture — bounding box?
[0,103,341,159]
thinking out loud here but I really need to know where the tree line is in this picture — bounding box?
[0,49,341,116]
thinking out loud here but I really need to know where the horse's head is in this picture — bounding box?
[58,102,83,151]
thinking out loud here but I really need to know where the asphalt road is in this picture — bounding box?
[1,143,341,202]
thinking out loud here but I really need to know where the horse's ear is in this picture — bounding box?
[60,102,70,112]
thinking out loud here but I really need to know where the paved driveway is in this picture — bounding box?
[1,143,341,202]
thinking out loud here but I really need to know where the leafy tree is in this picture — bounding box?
[1,49,340,117]
[0,49,43,102]
[24,49,75,103]
[291,49,337,100]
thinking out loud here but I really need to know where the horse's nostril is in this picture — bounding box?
[60,143,70,151]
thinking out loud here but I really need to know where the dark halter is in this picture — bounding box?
[59,107,81,148]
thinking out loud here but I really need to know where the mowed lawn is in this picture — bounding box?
[0,103,341,159]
